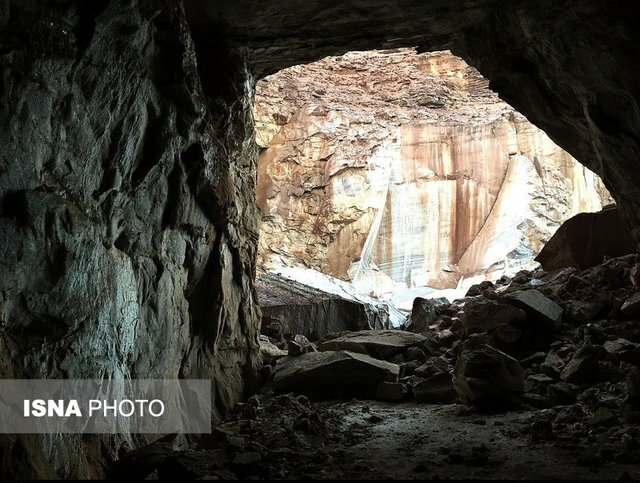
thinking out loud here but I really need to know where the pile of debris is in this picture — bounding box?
[256,251,640,454]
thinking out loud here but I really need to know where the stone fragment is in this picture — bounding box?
[495,324,522,344]
[560,345,605,383]
[415,357,451,379]
[376,382,408,401]
[414,372,456,403]
[257,269,392,340]
[286,334,316,356]
[566,301,604,325]
[461,298,526,335]
[627,367,640,402]
[504,289,563,331]
[535,206,636,271]
[621,292,640,317]
[406,297,440,333]
[546,382,579,405]
[453,345,524,404]
[274,350,399,397]
[404,346,428,362]
[519,352,547,367]
[318,330,428,359]
[465,281,495,297]
[259,339,288,363]
[437,329,456,347]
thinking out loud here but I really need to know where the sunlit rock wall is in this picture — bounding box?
[255,49,611,291]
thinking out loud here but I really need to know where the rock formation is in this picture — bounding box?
[254,49,612,292]
[2,0,640,478]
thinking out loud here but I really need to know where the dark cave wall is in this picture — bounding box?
[0,0,259,477]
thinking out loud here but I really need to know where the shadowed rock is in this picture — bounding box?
[318,330,429,359]
[535,206,636,271]
[454,345,524,404]
[274,350,400,397]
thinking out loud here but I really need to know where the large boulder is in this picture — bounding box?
[257,268,395,340]
[414,372,457,403]
[461,298,527,335]
[454,345,525,404]
[318,330,428,359]
[560,345,605,383]
[406,297,448,333]
[535,206,636,271]
[504,290,563,332]
[274,350,400,397]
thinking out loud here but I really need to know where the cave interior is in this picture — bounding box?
[1,0,640,479]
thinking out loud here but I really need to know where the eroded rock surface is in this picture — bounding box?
[257,268,395,340]
[254,49,612,292]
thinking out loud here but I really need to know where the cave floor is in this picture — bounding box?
[313,401,637,480]
[143,396,640,480]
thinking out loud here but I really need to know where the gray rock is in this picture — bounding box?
[560,345,605,383]
[318,330,428,359]
[415,356,451,379]
[461,298,526,335]
[453,345,525,404]
[414,372,456,403]
[535,206,636,271]
[547,382,579,405]
[274,350,400,397]
[621,292,640,317]
[376,382,408,401]
[504,290,563,331]
[627,367,640,402]
[406,297,441,333]
[259,339,288,363]
[567,301,604,325]
[257,270,392,340]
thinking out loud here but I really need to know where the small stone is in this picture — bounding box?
[547,382,579,405]
[520,352,547,366]
[621,292,640,317]
[437,329,456,347]
[376,381,407,401]
[504,289,563,332]
[414,372,456,404]
[560,344,605,383]
[232,452,262,466]
[404,346,427,362]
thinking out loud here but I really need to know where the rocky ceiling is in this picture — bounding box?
[187,0,640,239]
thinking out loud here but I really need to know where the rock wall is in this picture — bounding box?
[255,50,611,291]
[0,0,259,478]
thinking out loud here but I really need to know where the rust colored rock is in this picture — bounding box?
[255,49,612,291]
[535,206,637,271]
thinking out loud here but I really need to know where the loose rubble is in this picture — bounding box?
[113,251,640,479]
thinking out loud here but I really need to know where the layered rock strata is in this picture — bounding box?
[254,49,612,292]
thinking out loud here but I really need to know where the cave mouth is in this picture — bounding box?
[253,48,611,309]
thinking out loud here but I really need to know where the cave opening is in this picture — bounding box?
[253,48,612,312]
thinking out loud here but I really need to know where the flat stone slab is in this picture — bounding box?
[274,350,400,397]
[318,330,428,359]
[504,289,562,331]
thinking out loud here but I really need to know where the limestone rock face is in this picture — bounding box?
[254,50,612,291]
